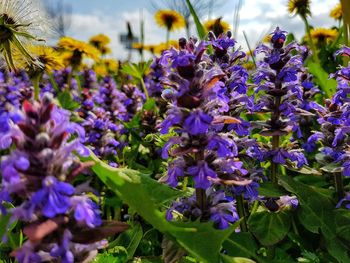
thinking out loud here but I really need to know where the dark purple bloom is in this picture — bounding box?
[183,110,213,135]
[71,196,102,228]
[31,176,74,218]
[187,161,217,189]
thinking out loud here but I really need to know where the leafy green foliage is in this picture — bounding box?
[185,0,206,39]
[248,209,292,246]
[83,152,236,263]
[280,176,350,263]
[57,91,80,111]
[121,60,152,80]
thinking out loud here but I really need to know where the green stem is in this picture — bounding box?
[182,176,188,191]
[341,0,350,65]
[166,29,170,46]
[140,77,149,100]
[302,16,320,63]
[334,172,345,200]
[33,73,42,101]
[250,200,259,214]
[236,194,248,232]
[67,69,74,91]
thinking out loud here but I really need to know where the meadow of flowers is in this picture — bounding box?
[1,0,350,262]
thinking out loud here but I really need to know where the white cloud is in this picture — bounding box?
[60,0,339,60]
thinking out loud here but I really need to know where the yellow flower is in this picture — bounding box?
[103,58,119,72]
[132,42,144,50]
[89,34,111,55]
[58,37,100,61]
[243,61,255,71]
[28,45,63,72]
[154,40,179,54]
[204,19,230,34]
[330,3,342,20]
[262,34,272,43]
[143,44,157,54]
[309,28,338,43]
[93,64,107,76]
[154,10,186,31]
[287,0,311,18]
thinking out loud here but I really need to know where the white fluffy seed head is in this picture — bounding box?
[0,0,51,40]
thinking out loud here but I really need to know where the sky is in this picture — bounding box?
[44,0,340,61]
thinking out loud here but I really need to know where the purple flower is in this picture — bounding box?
[16,241,42,263]
[50,230,74,263]
[160,107,183,134]
[187,161,217,189]
[336,193,350,209]
[31,176,74,218]
[207,135,236,157]
[167,159,185,187]
[183,110,213,135]
[71,196,102,228]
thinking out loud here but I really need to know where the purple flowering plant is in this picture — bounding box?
[1,0,350,260]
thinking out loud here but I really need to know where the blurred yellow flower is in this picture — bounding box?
[262,34,272,43]
[93,58,119,76]
[154,40,179,55]
[287,0,311,18]
[154,10,186,31]
[89,34,111,55]
[309,28,338,43]
[132,42,144,50]
[143,44,157,54]
[330,3,342,20]
[58,37,100,61]
[204,19,230,34]
[28,45,63,72]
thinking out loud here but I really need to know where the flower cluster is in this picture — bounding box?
[0,95,127,262]
[252,27,309,173]
[159,34,254,229]
[307,47,350,182]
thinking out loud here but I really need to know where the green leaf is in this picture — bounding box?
[0,203,16,243]
[121,60,152,80]
[221,255,256,263]
[307,61,337,98]
[143,98,157,111]
[285,164,321,175]
[222,232,264,262]
[94,246,128,263]
[83,152,235,263]
[258,182,288,197]
[280,176,350,262]
[114,222,143,260]
[57,91,80,111]
[185,0,206,39]
[247,210,292,246]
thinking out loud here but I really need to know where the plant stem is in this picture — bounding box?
[166,28,171,47]
[195,152,206,211]
[236,194,248,232]
[271,135,280,184]
[33,73,41,101]
[196,188,207,212]
[302,16,320,63]
[140,77,149,100]
[341,0,350,65]
[334,172,345,200]
[182,177,188,191]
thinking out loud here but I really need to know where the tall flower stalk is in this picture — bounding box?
[159,34,252,229]
[253,28,308,183]
[0,95,128,262]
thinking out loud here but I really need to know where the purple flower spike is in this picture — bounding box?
[183,110,213,135]
[188,161,217,189]
[31,176,74,218]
